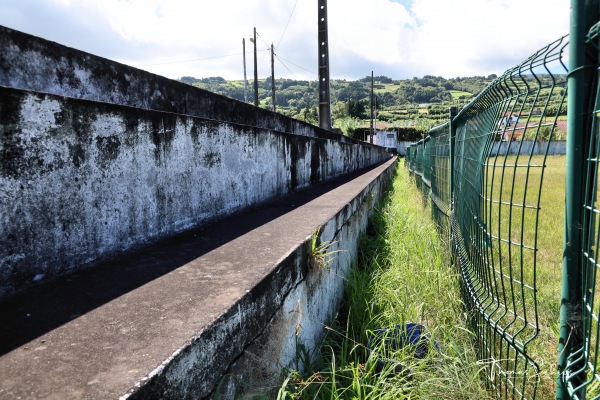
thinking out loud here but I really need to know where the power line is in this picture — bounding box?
[274,55,298,79]
[276,0,301,51]
[276,55,317,76]
[136,49,269,67]
[255,31,271,51]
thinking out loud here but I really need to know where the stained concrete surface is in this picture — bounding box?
[0,158,396,399]
[0,86,390,299]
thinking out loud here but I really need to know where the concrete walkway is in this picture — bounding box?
[0,157,396,399]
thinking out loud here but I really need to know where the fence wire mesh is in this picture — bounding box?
[562,21,600,399]
[405,35,569,399]
[429,122,451,240]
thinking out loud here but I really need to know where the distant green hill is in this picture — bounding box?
[179,74,563,140]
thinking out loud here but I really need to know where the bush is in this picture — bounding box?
[397,127,427,141]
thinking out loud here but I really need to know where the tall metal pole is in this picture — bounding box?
[271,43,276,112]
[253,27,259,107]
[243,38,248,103]
[318,0,332,130]
[557,0,599,398]
[370,71,374,144]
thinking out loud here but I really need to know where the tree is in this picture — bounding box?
[299,107,318,124]
[180,76,199,85]
[335,117,362,138]
[346,99,367,119]
[332,102,347,120]
[338,81,369,102]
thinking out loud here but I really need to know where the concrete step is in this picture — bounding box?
[0,158,396,399]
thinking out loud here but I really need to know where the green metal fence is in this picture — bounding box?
[404,2,600,398]
[405,32,570,398]
[560,3,600,398]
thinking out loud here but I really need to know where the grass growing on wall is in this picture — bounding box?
[277,166,491,399]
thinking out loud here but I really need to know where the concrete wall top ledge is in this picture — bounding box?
[0,25,365,145]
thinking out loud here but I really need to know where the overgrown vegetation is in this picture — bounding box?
[275,166,491,399]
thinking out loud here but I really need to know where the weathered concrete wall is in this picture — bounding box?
[225,171,391,398]
[0,24,391,298]
[0,25,350,143]
[0,23,395,400]
[0,86,389,298]
[124,160,397,400]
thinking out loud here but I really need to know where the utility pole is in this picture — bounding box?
[370,71,374,144]
[271,43,276,112]
[253,27,259,107]
[374,96,377,137]
[318,0,332,130]
[243,38,248,103]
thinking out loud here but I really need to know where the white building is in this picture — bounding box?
[367,130,397,152]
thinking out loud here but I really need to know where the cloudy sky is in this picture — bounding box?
[0,0,569,81]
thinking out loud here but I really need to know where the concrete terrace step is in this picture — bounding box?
[0,158,396,400]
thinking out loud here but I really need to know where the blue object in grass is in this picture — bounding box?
[368,323,440,359]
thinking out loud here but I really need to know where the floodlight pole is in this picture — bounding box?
[318,0,332,130]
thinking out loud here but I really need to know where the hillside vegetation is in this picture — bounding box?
[180,74,565,140]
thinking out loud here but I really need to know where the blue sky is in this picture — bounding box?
[390,0,413,8]
[0,0,570,81]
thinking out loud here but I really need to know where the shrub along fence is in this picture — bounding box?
[405,3,600,396]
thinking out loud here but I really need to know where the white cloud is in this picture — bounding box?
[0,0,570,80]
[407,0,570,77]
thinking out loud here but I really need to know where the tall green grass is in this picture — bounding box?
[277,166,491,399]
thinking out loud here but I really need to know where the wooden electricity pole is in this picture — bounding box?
[318,0,332,130]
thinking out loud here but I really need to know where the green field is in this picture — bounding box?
[448,90,473,100]
[485,155,565,398]
[534,156,565,397]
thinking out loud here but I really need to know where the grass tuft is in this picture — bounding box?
[308,228,343,271]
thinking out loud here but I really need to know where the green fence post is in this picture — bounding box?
[449,107,457,202]
[449,107,457,246]
[557,0,599,398]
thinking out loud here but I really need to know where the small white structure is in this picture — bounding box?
[367,130,398,152]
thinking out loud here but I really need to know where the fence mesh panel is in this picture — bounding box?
[563,22,600,399]
[429,122,451,239]
[405,35,568,399]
